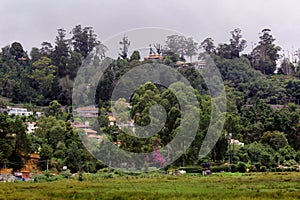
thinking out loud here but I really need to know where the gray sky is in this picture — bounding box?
[1,0,300,57]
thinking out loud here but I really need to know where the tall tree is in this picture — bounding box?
[30,47,41,62]
[200,38,215,54]
[31,57,58,102]
[279,57,294,76]
[10,42,27,61]
[251,28,281,75]
[165,35,186,60]
[217,43,232,59]
[153,43,163,55]
[119,35,130,59]
[229,28,247,58]
[40,42,53,57]
[52,28,69,77]
[184,37,198,62]
[71,25,99,58]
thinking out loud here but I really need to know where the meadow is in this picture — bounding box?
[0,172,299,199]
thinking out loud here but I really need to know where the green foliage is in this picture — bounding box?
[251,28,281,75]
[0,26,300,172]
[261,131,288,150]
[130,50,141,61]
[3,173,300,199]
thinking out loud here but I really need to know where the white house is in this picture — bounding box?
[230,139,244,147]
[8,107,33,116]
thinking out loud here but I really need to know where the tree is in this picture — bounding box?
[47,100,62,117]
[119,35,130,59]
[184,37,198,62]
[244,142,276,167]
[10,42,26,61]
[40,42,53,57]
[71,25,99,58]
[279,57,294,76]
[229,28,247,58]
[165,35,186,60]
[217,43,232,59]
[200,38,215,54]
[13,117,29,154]
[39,143,53,169]
[251,29,281,75]
[31,56,58,102]
[30,47,41,62]
[52,28,69,77]
[95,42,108,59]
[65,50,82,80]
[130,50,141,61]
[261,131,288,150]
[65,142,83,172]
[153,43,163,54]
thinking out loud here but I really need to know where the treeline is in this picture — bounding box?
[0,25,107,105]
[0,25,300,172]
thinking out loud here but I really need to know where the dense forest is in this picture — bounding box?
[0,25,300,173]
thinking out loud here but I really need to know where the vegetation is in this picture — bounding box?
[0,173,300,199]
[0,25,300,174]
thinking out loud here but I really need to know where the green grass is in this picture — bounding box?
[0,172,299,199]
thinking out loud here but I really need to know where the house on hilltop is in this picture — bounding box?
[75,107,98,118]
[8,107,33,116]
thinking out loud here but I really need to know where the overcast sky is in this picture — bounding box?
[1,0,300,57]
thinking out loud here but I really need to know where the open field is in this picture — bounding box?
[0,172,299,200]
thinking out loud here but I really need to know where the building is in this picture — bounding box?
[144,54,163,61]
[87,134,103,143]
[192,61,206,70]
[36,112,45,118]
[72,121,102,143]
[8,107,33,116]
[230,139,244,147]
[72,121,91,129]
[75,107,98,118]
[107,113,116,126]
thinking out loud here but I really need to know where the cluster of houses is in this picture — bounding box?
[0,105,113,142]
[73,106,135,145]
[73,107,103,143]
[0,106,43,134]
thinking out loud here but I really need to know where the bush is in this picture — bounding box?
[260,166,267,172]
[103,173,114,179]
[32,174,47,182]
[47,175,64,182]
[178,166,203,173]
[210,165,228,172]
[60,170,72,179]
[236,162,246,173]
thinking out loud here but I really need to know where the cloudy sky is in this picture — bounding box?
[1,0,300,57]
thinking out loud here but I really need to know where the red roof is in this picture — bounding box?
[76,107,98,111]
[145,54,163,60]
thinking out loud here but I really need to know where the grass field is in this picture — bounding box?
[0,172,299,200]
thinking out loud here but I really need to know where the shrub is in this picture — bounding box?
[47,175,64,182]
[260,166,267,172]
[210,165,228,172]
[178,166,203,173]
[32,174,47,182]
[236,162,246,173]
[60,170,72,179]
